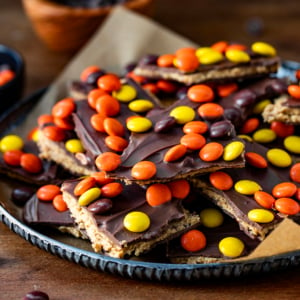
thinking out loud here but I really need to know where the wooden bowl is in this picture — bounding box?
[22,0,155,53]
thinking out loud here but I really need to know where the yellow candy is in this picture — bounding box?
[253,128,277,144]
[31,129,40,142]
[198,50,224,65]
[127,117,152,133]
[248,209,274,223]
[128,99,154,113]
[169,106,195,124]
[252,99,272,114]
[123,211,150,233]
[78,187,101,206]
[237,134,253,142]
[284,136,300,154]
[195,47,215,58]
[0,135,24,152]
[218,237,245,258]
[223,141,244,161]
[251,42,276,57]
[65,139,84,153]
[112,84,137,103]
[199,208,224,228]
[225,49,250,63]
[267,148,292,167]
[234,180,262,195]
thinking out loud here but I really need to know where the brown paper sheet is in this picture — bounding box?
[10,6,300,262]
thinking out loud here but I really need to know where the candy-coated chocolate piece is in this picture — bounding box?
[128,99,154,113]
[253,128,276,143]
[112,84,137,102]
[20,153,43,174]
[180,229,207,252]
[199,208,224,228]
[290,163,300,183]
[272,182,297,198]
[87,198,113,214]
[199,142,224,162]
[274,198,300,215]
[187,84,214,103]
[198,50,223,65]
[164,144,187,162]
[37,185,61,201]
[247,208,274,223]
[126,116,152,133]
[78,187,101,206]
[74,176,96,196]
[284,135,300,154]
[234,179,262,195]
[218,237,245,258]
[209,171,233,191]
[254,191,275,209]
[223,141,244,161]
[252,99,272,114]
[131,161,157,180]
[0,135,24,152]
[225,49,250,63]
[65,139,84,153]
[251,42,276,57]
[95,152,121,172]
[169,106,195,124]
[146,183,172,206]
[266,148,292,167]
[101,182,123,198]
[123,211,150,233]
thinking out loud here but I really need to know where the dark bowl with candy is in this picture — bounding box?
[0,45,25,115]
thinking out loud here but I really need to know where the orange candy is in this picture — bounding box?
[103,118,125,137]
[225,43,247,51]
[187,84,214,103]
[95,94,120,117]
[146,183,172,206]
[91,171,113,185]
[156,80,178,94]
[20,153,42,173]
[272,182,297,198]
[87,88,107,109]
[254,191,275,209]
[274,197,300,215]
[101,182,123,198]
[183,121,208,135]
[198,103,224,120]
[209,171,233,190]
[211,41,228,53]
[199,142,224,162]
[157,54,175,68]
[239,118,260,134]
[131,161,157,180]
[42,125,65,141]
[290,163,300,183]
[53,116,74,130]
[287,84,300,99]
[37,114,54,126]
[52,98,75,119]
[167,179,191,199]
[90,114,106,132]
[245,152,268,168]
[175,47,196,56]
[74,177,96,196]
[142,83,159,94]
[3,149,23,166]
[80,65,100,82]
[180,229,207,252]
[270,121,295,138]
[53,194,68,212]
[95,152,121,172]
[163,144,187,162]
[97,74,121,92]
[180,133,206,150]
[126,71,146,84]
[217,83,238,97]
[105,136,128,152]
[37,184,61,201]
[175,53,199,72]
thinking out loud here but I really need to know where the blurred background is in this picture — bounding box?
[1,1,300,96]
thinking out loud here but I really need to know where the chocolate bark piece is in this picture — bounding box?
[108,95,245,184]
[0,140,70,185]
[262,95,300,124]
[191,141,299,240]
[167,197,260,263]
[134,55,280,85]
[61,179,200,258]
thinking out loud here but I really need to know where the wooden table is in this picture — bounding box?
[1,1,300,299]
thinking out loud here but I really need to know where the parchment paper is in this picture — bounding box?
[12,6,300,262]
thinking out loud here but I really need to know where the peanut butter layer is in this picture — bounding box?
[134,56,280,85]
[61,179,200,258]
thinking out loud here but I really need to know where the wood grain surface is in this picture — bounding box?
[1,1,300,299]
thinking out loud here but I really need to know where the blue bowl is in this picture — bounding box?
[0,45,25,115]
